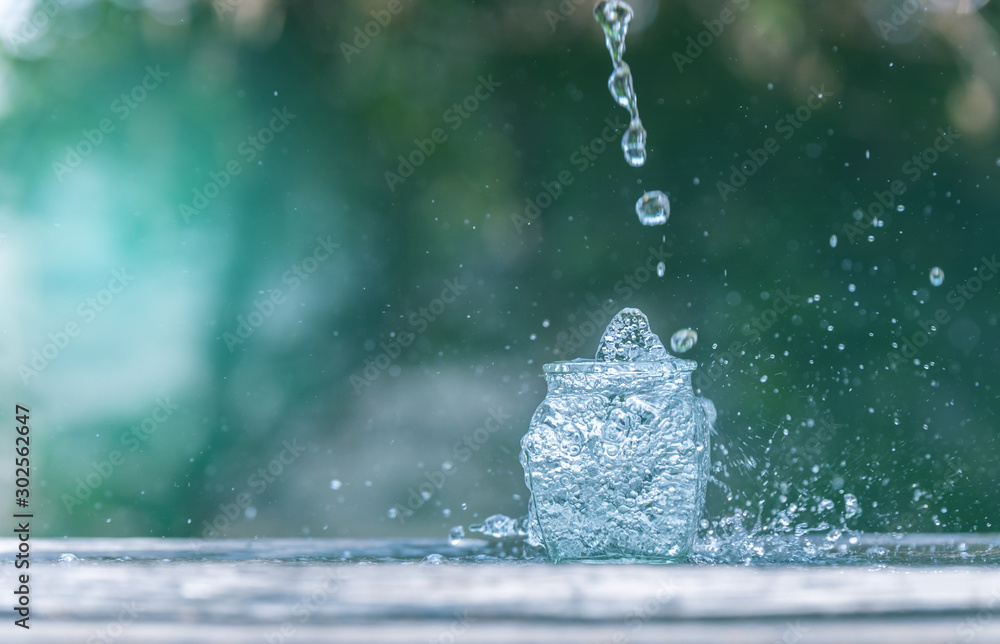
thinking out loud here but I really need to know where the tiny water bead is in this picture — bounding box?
[930,266,945,287]
[670,328,698,353]
[635,190,670,226]
[448,525,465,544]
[829,234,838,248]
[656,261,666,277]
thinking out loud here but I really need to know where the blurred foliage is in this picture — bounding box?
[0,0,998,539]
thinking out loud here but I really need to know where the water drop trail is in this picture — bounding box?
[594,1,647,168]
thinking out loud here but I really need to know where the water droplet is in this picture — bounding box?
[930,266,944,287]
[597,308,668,361]
[57,553,80,565]
[594,0,633,65]
[448,525,465,544]
[670,328,697,353]
[622,119,647,166]
[829,234,837,248]
[607,63,635,109]
[656,261,665,277]
[635,190,669,226]
[330,479,342,490]
[844,493,861,519]
[420,554,445,565]
[387,507,398,519]
[542,319,550,328]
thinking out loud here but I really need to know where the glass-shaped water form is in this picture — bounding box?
[520,308,714,561]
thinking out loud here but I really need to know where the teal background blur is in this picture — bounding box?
[1,0,998,539]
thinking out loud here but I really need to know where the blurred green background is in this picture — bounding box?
[1,0,998,539]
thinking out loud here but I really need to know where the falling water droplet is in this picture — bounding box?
[930,266,944,287]
[656,261,665,277]
[448,525,465,544]
[844,493,861,519]
[829,234,837,248]
[608,63,635,109]
[635,190,670,226]
[670,328,697,353]
[622,118,647,167]
[594,0,633,65]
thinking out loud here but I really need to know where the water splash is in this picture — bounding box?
[595,307,668,361]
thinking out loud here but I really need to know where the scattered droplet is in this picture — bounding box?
[330,479,342,490]
[670,328,697,353]
[844,493,861,519]
[829,234,837,248]
[468,514,523,538]
[930,266,944,287]
[57,553,80,565]
[448,525,465,544]
[656,261,666,277]
[420,554,445,565]
[635,190,669,226]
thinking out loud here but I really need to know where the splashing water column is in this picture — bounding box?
[520,308,714,562]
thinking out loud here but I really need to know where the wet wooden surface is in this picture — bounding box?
[2,537,1000,643]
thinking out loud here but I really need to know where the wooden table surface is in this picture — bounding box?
[2,536,1000,643]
